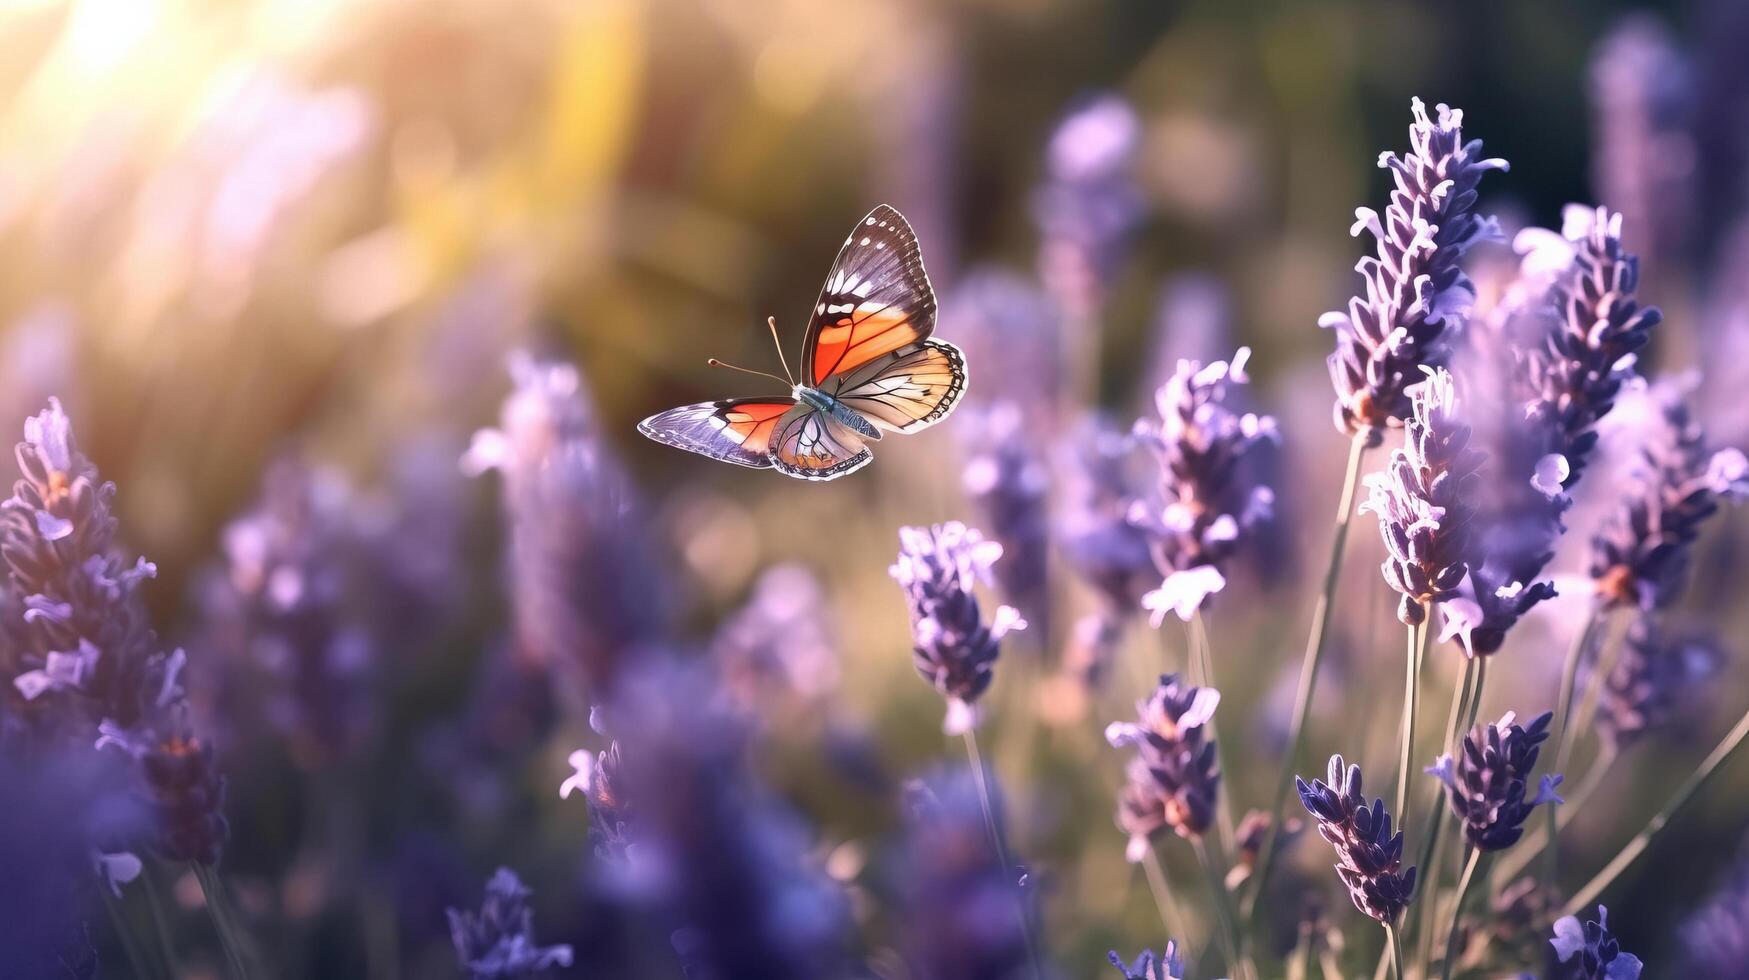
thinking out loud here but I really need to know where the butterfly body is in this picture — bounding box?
[638,205,967,481]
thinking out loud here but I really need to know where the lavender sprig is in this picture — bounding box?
[960,402,1052,636]
[1106,673,1222,858]
[1359,368,1485,631]
[1296,756,1417,924]
[890,522,1026,734]
[1426,710,1564,852]
[1107,942,1185,980]
[900,774,1037,979]
[1595,614,1721,750]
[1033,93,1142,319]
[1322,98,1508,441]
[1550,905,1643,979]
[446,868,574,979]
[1680,856,1749,977]
[1130,347,1276,625]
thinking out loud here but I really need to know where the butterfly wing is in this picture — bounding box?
[830,339,968,433]
[800,205,937,388]
[768,404,873,481]
[637,398,796,468]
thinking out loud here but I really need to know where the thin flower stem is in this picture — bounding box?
[1493,745,1615,888]
[1247,433,1370,920]
[1189,610,1238,857]
[1439,847,1484,980]
[102,886,161,980]
[1394,613,1427,833]
[1385,923,1405,980]
[141,864,182,979]
[194,862,252,980]
[962,728,1044,979]
[1194,838,1254,980]
[1548,609,1603,785]
[1549,608,1615,888]
[1141,845,1189,948]
[1563,703,1749,916]
[1565,613,1628,773]
[1414,656,1479,966]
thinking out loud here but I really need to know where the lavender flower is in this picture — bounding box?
[710,563,839,714]
[900,774,1035,980]
[1227,808,1305,889]
[1033,93,1143,318]
[1130,347,1276,624]
[890,523,1026,734]
[1550,905,1643,979]
[1107,673,1222,857]
[1679,856,1749,977]
[946,268,1063,421]
[1590,386,1748,609]
[1297,756,1417,924]
[1360,368,1485,630]
[0,399,227,865]
[1108,942,1185,980]
[1058,417,1154,615]
[1488,877,1562,965]
[1595,614,1721,750]
[960,402,1052,635]
[561,740,632,863]
[1426,710,1563,851]
[446,867,574,979]
[1322,98,1508,441]
[465,352,667,703]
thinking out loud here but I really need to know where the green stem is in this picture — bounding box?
[1547,610,1602,790]
[101,886,160,980]
[1549,609,1614,888]
[1195,838,1253,980]
[1563,703,1749,916]
[1414,656,1480,967]
[1439,848,1483,980]
[194,862,252,980]
[1189,610,1238,857]
[1385,923,1405,980]
[1141,845,1189,949]
[141,865,182,978]
[962,728,1043,979]
[1394,613,1427,833]
[1246,433,1370,920]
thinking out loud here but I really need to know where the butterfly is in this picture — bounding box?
[638,205,967,481]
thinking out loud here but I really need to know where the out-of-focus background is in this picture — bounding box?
[4,0,1749,976]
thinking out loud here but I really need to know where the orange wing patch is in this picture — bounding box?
[810,302,926,384]
[719,400,790,453]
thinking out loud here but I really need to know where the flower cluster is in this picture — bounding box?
[1360,368,1485,630]
[1550,905,1643,979]
[1108,942,1185,980]
[1426,710,1563,851]
[0,400,227,865]
[1590,387,1748,609]
[1323,98,1508,440]
[959,402,1052,634]
[710,563,839,714]
[1130,347,1276,624]
[899,774,1035,979]
[1033,93,1143,317]
[890,522,1026,734]
[1595,614,1720,750]
[446,867,575,979]
[1297,756,1417,924]
[1106,673,1222,857]
[1680,857,1749,977]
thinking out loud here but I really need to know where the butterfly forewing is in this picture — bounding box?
[637,398,796,469]
[801,205,938,387]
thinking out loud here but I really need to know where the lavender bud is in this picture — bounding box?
[1296,755,1417,924]
[446,868,574,979]
[1107,942,1186,980]
[1550,905,1643,979]
[1131,348,1276,625]
[1108,673,1222,854]
[1323,99,1508,440]
[890,522,1026,734]
[1359,368,1485,630]
[1426,710,1563,852]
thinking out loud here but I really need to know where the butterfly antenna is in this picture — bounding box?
[706,358,792,388]
[767,316,796,386]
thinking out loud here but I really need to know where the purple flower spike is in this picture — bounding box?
[1296,755,1417,924]
[1109,673,1223,855]
[1426,710,1561,851]
[447,867,574,979]
[1324,99,1508,441]
[1108,941,1186,980]
[890,522,1026,734]
[1550,905,1643,979]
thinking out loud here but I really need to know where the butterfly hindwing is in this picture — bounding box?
[800,205,937,387]
[830,339,967,434]
[636,398,796,469]
[768,404,873,481]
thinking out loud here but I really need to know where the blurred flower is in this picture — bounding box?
[1359,368,1485,634]
[1,399,227,865]
[1590,384,1747,609]
[446,867,574,980]
[959,402,1052,637]
[1322,98,1508,441]
[1106,673,1222,857]
[1107,942,1185,980]
[890,522,1026,735]
[1130,347,1276,625]
[1297,755,1417,924]
[561,740,633,864]
[1057,417,1154,615]
[1679,854,1749,977]
[1487,876,1562,965]
[945,268,1063,426]
[1426,710,1563,852]
[899,773,1035,980]
[1033,93,1143,318]
[1227,808,1305,891]
[1595,614,1722,750]
[711,563,840,713]
[466,352,667,705]
[1550,905,1643,979]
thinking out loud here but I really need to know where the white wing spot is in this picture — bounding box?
[815,303,826,314]
[859,236,870,246]
[850,281,872,298]
[865,217,876,225]
[841,274,861,294]
[874,241,886,250]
